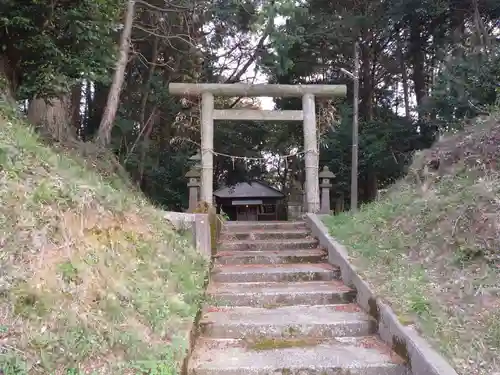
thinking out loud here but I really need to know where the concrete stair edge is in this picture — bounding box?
[219,238,319,251]
[188,336,409,375]
[214,248,327,265]
[199,304,377,339]
[211,263,340,283]
[206,280,357,307]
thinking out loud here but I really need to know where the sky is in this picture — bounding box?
[212,17,295,172]
[229,15,419,117]
[215,15,288,110]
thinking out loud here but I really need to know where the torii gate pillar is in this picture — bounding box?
[200,92,214,205]
[169,83,347,213]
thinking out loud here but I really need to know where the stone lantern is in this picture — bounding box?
[185,151,202,212]
[319,166,335,214]
[189,150,202,166]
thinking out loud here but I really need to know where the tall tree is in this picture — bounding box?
[96,0,136,146]
[0,0,121,138]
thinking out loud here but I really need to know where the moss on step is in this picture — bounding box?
[262,303,284,309]
[247,337,321,351]
[396,313,415,326]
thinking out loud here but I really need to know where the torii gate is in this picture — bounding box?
[168,83,347,213]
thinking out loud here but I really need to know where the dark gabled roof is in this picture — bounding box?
[213,180,285,199]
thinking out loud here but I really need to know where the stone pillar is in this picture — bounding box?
[335,194,345,214]
[287,179,304,220]
[319,166,335,214]
[200,91,214,205]
[302,182,307,213]
[302,93,320,213]
[185,167,200,212]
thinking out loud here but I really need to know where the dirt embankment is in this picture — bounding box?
[325,113,500,375]
[0,106,208,374]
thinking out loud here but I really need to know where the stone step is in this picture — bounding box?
[222,221,307,232]
[214,249,327,265]
[219,238,319,251]
[207,281,356,307]
[212,263,339,283]
[188,337,409,375]
[220,229,311,241]
[199,304,376,339]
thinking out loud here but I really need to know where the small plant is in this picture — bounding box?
[0,353,28,375]
[58,261,82,284]
[408,295,431,316]
[219,208,230,222]
[129,360,177,375]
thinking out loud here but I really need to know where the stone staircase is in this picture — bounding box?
[188,221,410,375]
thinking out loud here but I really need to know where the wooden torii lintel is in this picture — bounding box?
[213,109,303,121]
[168,83,347,213]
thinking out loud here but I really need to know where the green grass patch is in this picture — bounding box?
[323,114,500,375]
[0,107,208,374]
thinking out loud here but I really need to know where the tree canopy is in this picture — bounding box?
[0,0,499,210]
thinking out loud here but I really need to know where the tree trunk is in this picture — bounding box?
[70,83,82,132]
[335,194,344,214]
[351,42,360,213]
[86,82,109,140]
[367,172,378,201]
[450,6,465,58]
[134,34,160,187]
[472,0,489,52]
[27,95,74,141]
[409,19,426,110]
[359,43,374,120]
[83,80,93,138]
[138,36,159,127]
[95,0,136,147]
[0,55,17,105]
[397,34,411,119]
[281,161,288,196]
[137,108,157,188]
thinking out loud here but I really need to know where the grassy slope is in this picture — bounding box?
[324,114,500,375]
[0,107,208,375]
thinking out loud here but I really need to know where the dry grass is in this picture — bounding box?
[324,113,500,375]
[0,106,208,374]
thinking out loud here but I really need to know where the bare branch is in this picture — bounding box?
[135,0,193,12]
[133,23,195,50]
[225,1,276,83]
